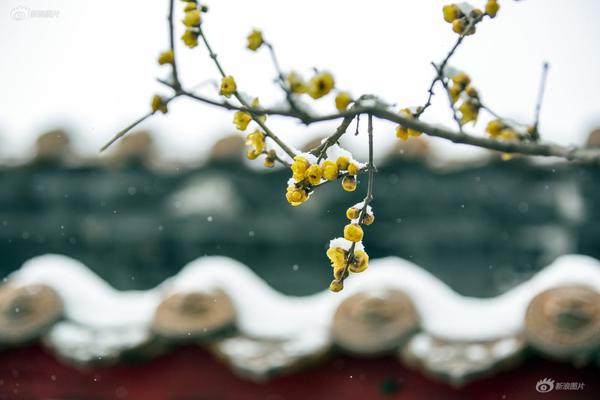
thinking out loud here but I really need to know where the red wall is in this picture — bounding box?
[0,345,597,400]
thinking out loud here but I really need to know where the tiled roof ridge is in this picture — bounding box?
[1,254,599,385]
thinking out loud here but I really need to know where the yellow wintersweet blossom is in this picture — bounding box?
[263,150,276,168]
[286,186,308,206]
[233,111,252,131]
[157,49,174,65]
[286,72,307,94]
[251,97,267,123]
[182,10,201,27]
[308,72,335,99]
[245,129,265,160]
[181,29,198,48]
[335,92,352,112]
[291,156,310,182]
[220,75,237,98]
[442,4,460,23]
[346,207,360,220]
[151,95,168,114]
[305,164,323,185]
[183,2,196,13]
[329,280,343,292]
[343,223,364,242]
[347,163,359,176]
[452,72,471,87]
[321,161,339,181]
[327,247,347,268]
[341,175,357,192]
[362,213,375,226]
[459,100,479,125]
[349,250,369,273]
[486,120,504,137]
[396,108,421,140]
[246,29,264,51]
[336,156,350,171]
[499,128,518,142]
[486,0,500,18]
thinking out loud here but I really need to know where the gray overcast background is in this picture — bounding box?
[1,0,599,163]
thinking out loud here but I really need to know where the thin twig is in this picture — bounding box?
[167,0,181,90]
[101,112,154,152]
[415,15,479,119]
[197,27,296,159]
[334,114,376,286]
[160,82,600,163]
[532,62,549,140]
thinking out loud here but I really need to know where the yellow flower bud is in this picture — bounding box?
[449,84,463,103]
[182,10,201,27]
[246,130,265,154]
[333,267,346,281]
[291,156,310,180]
[452,18,466,34]
[327,247,347,268]
[501,152,515,161]
[233,111,252,131]
[335,92,352,112]
[499,128,518,142]
[451,72,471,87]
[346,207,360,220]
[349,250,369,273]
[181,29,198,48]
[308,72,335,100]
[341,175,357,192]
[485,0,500,18]
[305,164,323,186]
[157,49,174,65]
[220,76,237,98]
[286,72,307,94]
[486,120,504,137]
[183,2,197,13]
[362,213,375,226]
[329,280,343,293]
[247,149,260,160]
[343,223,363,243]
[471,8,483,19]
[442,4,460,23]
[336,156,350,171]
[151,95,168,114]
[396,126,409,141]
[263,158,275,168]
[347,163,359,176]
[246,29,264,51]
[286,186,308,206]
[321,161,339,181]
[459,100,479,125]
[465,85,478,98]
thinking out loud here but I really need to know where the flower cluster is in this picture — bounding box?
[326,203,374,292]
[442,3,486,35]
[395,108,422,141]
[285,153,362,207]
[284,71,345,107]
[449,72,481,125]
[180,0,208,49]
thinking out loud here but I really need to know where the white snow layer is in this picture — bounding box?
[6,253,600,361]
